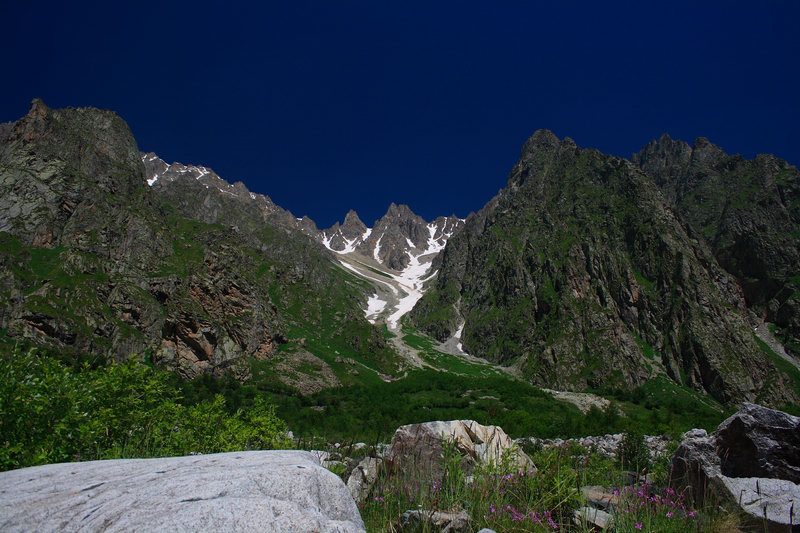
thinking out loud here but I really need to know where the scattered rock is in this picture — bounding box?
[519,433,671,460]
[670,403,800,529]
[397,509,471,533]
[0,450,365,532]
[580,485,620,510]
[541,388,611,414]
[347,456,383,503]
[573,506,613,530]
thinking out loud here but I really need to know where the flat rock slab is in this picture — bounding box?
[0,450,365,532]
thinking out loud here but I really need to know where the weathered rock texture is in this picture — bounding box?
[0,450,365,532]
[670,403,800,529]
[384,420,535,481]
[633,135,800,360]
[411,130,797,405]
[0,100,399,387]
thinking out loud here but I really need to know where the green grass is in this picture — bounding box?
[754,335,800,398]
[401,325,503,377]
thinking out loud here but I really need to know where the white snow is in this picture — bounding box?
[454,322,465,352]
[425,223,448,254]
[406,238,415,248]
[250,193,257,200]
[365,294,389,324]
[373,234,383,262]
[148,155,158,162]
[339,236,359,254]
[147,175,159,186]
[386,249,435,330]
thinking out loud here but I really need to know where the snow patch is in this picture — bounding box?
[147,175,159,186]
[366,294,389,324]
[386,249,435,330]
[454,322,465,352]
[373,235,383,262]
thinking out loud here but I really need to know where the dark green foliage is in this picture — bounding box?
[0,347,290,471]
[616,431,650,474]
[412,130,796,407]
[263,369,727,443]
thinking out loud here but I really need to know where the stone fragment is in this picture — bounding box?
[347,456,383,503]
[397,509,471,533]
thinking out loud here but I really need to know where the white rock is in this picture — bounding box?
[0,450,365,532]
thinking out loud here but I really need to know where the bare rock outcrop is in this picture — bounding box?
[384,420,535,481]
[0,450,365,532]
[670,403,800,529]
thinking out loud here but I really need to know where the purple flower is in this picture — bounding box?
[635,522,643,530]
[666,511,674,518]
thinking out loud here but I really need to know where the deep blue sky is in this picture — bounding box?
[2,2,798,228]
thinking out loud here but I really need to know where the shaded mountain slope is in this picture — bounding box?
[633,135,800,359]
[0,100,400,390]
[410,130,797,406]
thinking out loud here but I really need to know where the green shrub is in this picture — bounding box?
[0,347,290,471]
[616,431,651,475]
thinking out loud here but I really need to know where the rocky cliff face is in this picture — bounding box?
[141,158,464,273]
[0,100,399,387]
[411,130,797,406]
[318,204,464,271]
[633,135,800,358]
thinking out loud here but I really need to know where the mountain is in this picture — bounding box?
[0,100,400,393]
[140,155,464,274]
[632,134,800,359]
[410,130,798,406]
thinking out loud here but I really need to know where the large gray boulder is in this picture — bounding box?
[671,404,800,529]
[715,402,800,482]
[0,450,365,532]
[384,420,535,482]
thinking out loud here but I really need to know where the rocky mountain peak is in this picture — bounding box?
[340,210,367,239]
[523,129,561,153]
[411,131,799,406]
[28,98,49,119]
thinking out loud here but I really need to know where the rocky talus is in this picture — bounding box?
[411,130,797,406]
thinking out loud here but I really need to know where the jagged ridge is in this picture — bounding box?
[410,130,798,406]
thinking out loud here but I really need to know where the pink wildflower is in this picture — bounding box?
[635,522,642,530]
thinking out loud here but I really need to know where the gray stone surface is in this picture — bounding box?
[574,506,613,530]
[671,403,800,528]
[0,450,365,532]
[715,402,800,482]
[397,509,471,532]
[347,456,383,503]
[384,420,535,482]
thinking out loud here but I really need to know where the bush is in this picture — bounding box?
[0,347,290,471]
[616,430,650,475]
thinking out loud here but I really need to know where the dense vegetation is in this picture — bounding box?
[356,436,743,532]
[0,346,290,472]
